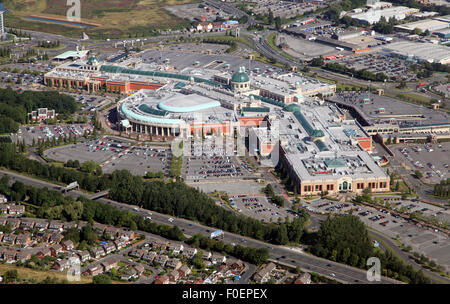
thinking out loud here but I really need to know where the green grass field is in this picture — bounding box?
[3,0,201,38]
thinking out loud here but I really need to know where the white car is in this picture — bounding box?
[168,218,174,223]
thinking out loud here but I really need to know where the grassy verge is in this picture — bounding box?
[0,264,92,284]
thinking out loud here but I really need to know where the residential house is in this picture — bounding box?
[34,220,49,230]
[84,265,103,276]
[90,247,106,259]
[0,234,3,242]
[102,242,116,255]
[15,234,32,247]
[121,268,138,281]
[39,232,52,243]
[154,274,169,284]
[142,251,157,263]
[53,259,71,271]
[63,222,78,230]
[0,217,6,226]
[168,269,180,282]
[253,262,276,283]
[16,251,31,263]
[2,233,16,244]
[104,226,119,239]
[0,205,8,214]
[178,265,191,278]
[5,218,21,230]
[117,229,135,241]
[230,260,246,274]
[294,272,311,284]
[167,244,184,255]
[36,248,52,259]
[182,247,197,259]
[2,249,16,262]
[151,240,168,250]
[113,239,126,251]
[154,254,169,267]
[0,194,7,203]
[134,264,145,276]
[20,219,35,230]
[166,258,182,270]
[211,254,227,265]
[101,258,118,272]
[76,250,91,263]
[93,223,106,234]
[129,248,146,259]
[8,204,25,215]
[50,244,63,257]
[61,240,74,251]
[202,252,212,260]
[48,221,64,231]
[49,232,64,244]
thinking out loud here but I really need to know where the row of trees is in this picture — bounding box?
[187,233,269,265]
[37,40,61,48]
[310,215,431,283]
[433,178,450,198]
[106,170,307,245]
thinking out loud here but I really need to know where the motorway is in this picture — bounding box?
[0,169,400,284]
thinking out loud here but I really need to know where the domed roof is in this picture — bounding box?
[231,66,249,83]
[284,104,301,112]
[87,56,99,65]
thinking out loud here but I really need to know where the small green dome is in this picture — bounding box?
[87,56,99,65]
[231,66,249,83]
[284,104,301,112]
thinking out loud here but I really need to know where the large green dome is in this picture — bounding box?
[231,66,249,83]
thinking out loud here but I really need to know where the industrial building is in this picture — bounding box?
[350,6,420,25]
[380,41,450,64]
[394,19,450,33]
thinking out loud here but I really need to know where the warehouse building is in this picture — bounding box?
[394,19,450,33]
[380,41,450,64]
[350,6,420,25]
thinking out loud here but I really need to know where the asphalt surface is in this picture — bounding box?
[0,169,401,284]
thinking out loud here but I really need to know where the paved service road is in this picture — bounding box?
[0,169,401,284]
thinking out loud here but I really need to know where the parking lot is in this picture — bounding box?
[12,124,92,145]
[335,53,417,81]
[392,142,450,184]
[44,138,128,164]
[183,140,253,181]
[301,197,450,270]
[103,145,170,176]
[229,195,296,223]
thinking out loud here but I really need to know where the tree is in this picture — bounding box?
[4,269,19,283]
[92,274,112,284]
[268,9,274,25]
[274,17,282,31]
[414,170,423,179]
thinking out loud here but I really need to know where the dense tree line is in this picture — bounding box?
[433,178,450,198]
[37,40,61,48]
[105,170,307,245]
[187,233,269,265]
[0,47,11,58]
[0,88,77,132]
[310,215,431,284]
